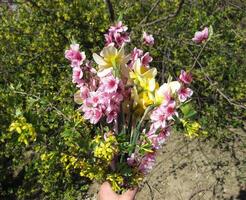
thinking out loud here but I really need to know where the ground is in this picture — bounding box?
[87,128,246,200]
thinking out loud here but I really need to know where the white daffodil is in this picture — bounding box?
[93,44,130,77]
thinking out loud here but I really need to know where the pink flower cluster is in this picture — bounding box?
[128,47,153,68]
[127,152,157,175]
[65,44,93,87]
[133,70,193,173]
[80,75,126,124]
[138,152,156,174]
[104,21,130,47]
[65,45,126,125]
[192,27,209,44]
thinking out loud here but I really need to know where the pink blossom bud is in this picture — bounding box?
[143,31,154,46]
[179,70,192,84]
[141,52,153,66]
[192,27,209,44]
[65,44,86,67]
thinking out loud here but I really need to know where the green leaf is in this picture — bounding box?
[180,103,197,119]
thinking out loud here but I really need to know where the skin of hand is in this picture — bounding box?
[98,182,138,200]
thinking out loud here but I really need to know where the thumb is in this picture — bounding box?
[98,182,118,200]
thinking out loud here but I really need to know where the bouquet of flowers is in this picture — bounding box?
[64,21,200,192]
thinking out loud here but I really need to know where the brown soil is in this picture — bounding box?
[87,128,246,200]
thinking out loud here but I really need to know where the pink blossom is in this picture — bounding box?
[106,99,120,114]
[179,70,192,84]
[109,21,128,32]
[106,111,118,123]
[150,106,167,130]
[114,32,130,47]
[147,128,170,150]
[127,153,136,166]
[72,67,83,85]
[104,21,130,47]
[139,152,156,174]
[150,101,177,130]
[86,92,100,107]
[80,86,89,100]
[83,107,102,124]
[129,49,153,69]
[65,44,86,67]
[104,32,114,46]
[143,31,154,46]
[178,87,193,102]
[128,47,143,68]
[192,27,209,44]
[141,52,153,66]
[101,75,120,93]
[164,100,177,120]
[131,47,143,60]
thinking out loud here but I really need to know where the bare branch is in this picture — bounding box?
[143,0,185,27]
[104,0,115,23]
[139,0,161,25]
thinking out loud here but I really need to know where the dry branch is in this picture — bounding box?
[104,0,115,22]
[143,0,185,27]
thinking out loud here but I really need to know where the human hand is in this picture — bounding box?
[98,182,138,200]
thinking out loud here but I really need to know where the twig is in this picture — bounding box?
[146,181,154,200]
[188,188,211,200]
[139,0,161,25]
[190,40,208,71]
[143,0,185,27]
[216,88,246,110]
[104,0,115,22]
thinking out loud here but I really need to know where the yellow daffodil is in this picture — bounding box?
[129,59,157,92]
[129,59,158,113]
[132,87,155,114]
[93,44,130,77]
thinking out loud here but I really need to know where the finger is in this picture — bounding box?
[121,188,138,200]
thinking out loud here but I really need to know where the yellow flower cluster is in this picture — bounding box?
[60,153,106,181]
[129,59,158,114]
[92,134,118,162]
[106,174,124,191]
[181,119,208,138]
[8,117,36,145]
[129,59,182,115]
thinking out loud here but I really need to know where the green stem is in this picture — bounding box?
[129,106,153,155]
